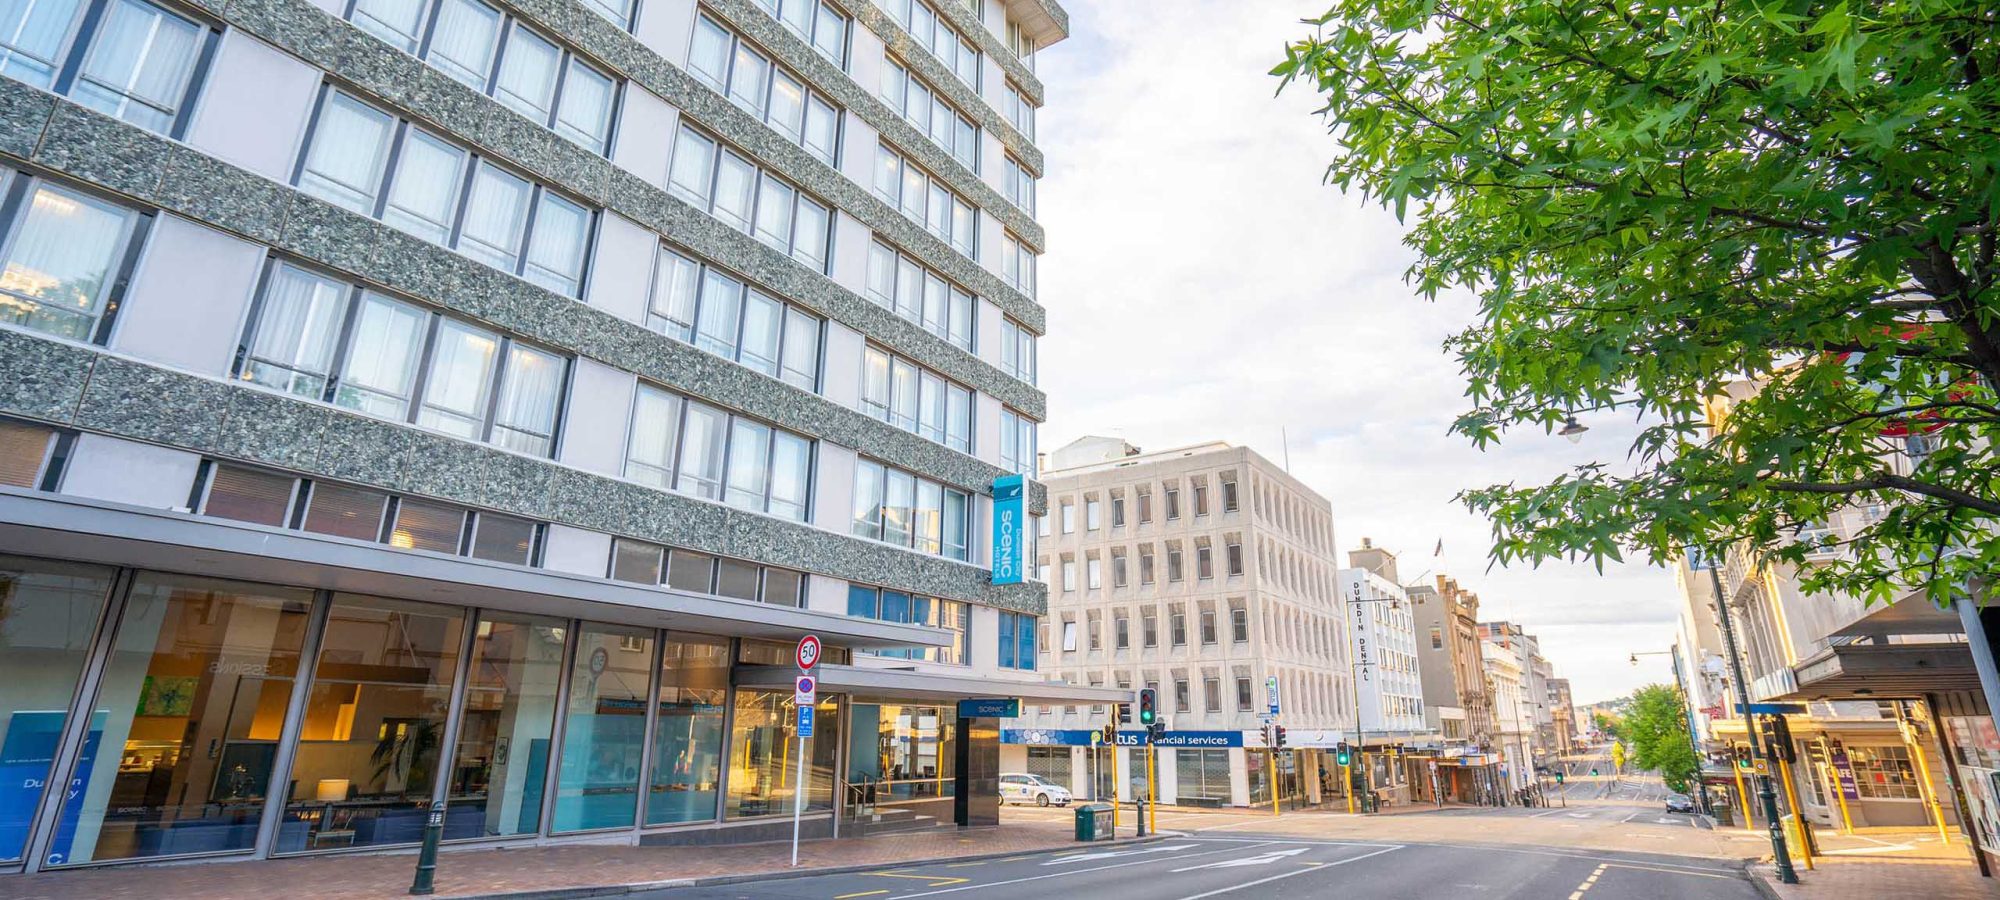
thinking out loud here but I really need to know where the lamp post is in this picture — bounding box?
[1632,648,1711,815]
[1702,553,1800,884]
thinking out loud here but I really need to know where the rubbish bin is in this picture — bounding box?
[1074,803,1114,841]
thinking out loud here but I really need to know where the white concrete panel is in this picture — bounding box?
[973,393,1001,466]
[971,492,991,568]
[184,32,321,182]
[840,115,880,187]
[974,297,1003,366]
[980,52,1005,107]
[849,24,884,101]
[636,0,696,68]
[60,435,201,511]
[805,573,848,614]
[109,215,265,376]
[968,604,998,669]
[979,132,1005,191]
[829,213,871,295]
[820,321,863,411]
[610,85,679,188]
[557,359,638,476]
[585,212,657,325]
[811,441,857,531]
[978,210,1004,277]
[543,524,613,577]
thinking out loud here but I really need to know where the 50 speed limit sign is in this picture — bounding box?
[796,634,821,671]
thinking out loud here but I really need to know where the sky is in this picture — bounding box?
[1030,0,1683,705]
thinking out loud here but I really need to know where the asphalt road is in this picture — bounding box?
[628,834,1757,900]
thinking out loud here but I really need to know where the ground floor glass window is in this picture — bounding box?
[553,623,653,832]
[446,611,567,839]
[0,556,115,864]
[725,690,839,818]
[647,634,728,825]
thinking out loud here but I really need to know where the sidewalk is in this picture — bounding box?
[1747,828,2000,900]
[0,819,1147,900]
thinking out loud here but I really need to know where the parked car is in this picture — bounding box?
[1665,793,1697,814]
[999,773,1073,807]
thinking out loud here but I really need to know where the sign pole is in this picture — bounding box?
[790,730,807,865]
[790,636,820,867]
[1146,735,1157,835]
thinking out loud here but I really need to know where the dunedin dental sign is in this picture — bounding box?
[991,474,1026,585]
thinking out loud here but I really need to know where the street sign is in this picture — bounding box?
[796,634,821,671]
[797,703,815,738]
[1735,702,1807,715]
[1266,676,1280,715]
[958,698,1020,718]
[795,675,817,705]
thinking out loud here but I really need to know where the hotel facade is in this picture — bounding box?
[0,0,1117,876]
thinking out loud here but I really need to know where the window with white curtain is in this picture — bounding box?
[872,143,975,259]
[879,0,978,89]
[849,457,969,561]
[0,172,145,343]
[999,317,1036,384]
[342,0,618,152]
[1003,81,1035,140]
[864,240,973,351]
[577,0,634,29]
[643,244,821,390]
[669,124,830,271]
[861,345,971,453]
[748,0,847,66]
[236,259,569,455]
[296,88,595,297]
[1003,155,1035,213]
[999,407,1036,476]
[880,58,977,171]
[623,383,812,521]
[688,14,839,166]
[0,0,212,135]
[1001,231,1036,297]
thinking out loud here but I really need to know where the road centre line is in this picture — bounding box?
[1603,862,1739,879]
[1167,845,1405,900]
[834,892,888,899]
[882,842,1281,898]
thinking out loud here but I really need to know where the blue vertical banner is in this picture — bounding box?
[991,474,1026,585]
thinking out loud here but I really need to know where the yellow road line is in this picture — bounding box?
[864,872,969,886]
[835,891,889,899]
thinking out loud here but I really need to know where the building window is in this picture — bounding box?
[1196,543,1213,580]
[1235,676,1253,710]
[1192,480,1210,517]
[1142,610,1158,648]
[1848,745,1924,799]
[1203,677,1220,713]
[296,90,594,295]
[196,461,549,564]
[1170,605,1186,647]
[997,610,1037,670]
[999,231,1036,296]
[1059,501,1074,533]
[1431,625,1443,650]
[670,124,832,271]
[0,417,69,489]
[1060,558,1075,592]
[1231,607,1249,643]
[1003,155,1036,213]
[1005,18,1035,70]
[0,0,214,135]
[622,383,813,520]
[1200,609,1217,645]
[1173,678,1189,713]
[1086,613,1100,650]
[849,457,971,561]
[865,240,974,351]
[999,407,1037,476]
[645,245,822,390]
[1085,498,1102,531]
[1114,614,1129,649]
[1166,544,1184,582]
[1111,550,1128,587]
[237,261,569,455]
[748,0,848,66]
[1221,474,1238,512]
[1086,557,1101,590]
[873,142,976,258]
[611,538,803,606]
[1163,485,1181,520]
[0,173,147,342]
[1138,547,1155,585]
[880,0,979,88]
[881,57,977,170]
[862,344,974,453]
[848,585,967,663]
[1226,540,1244,576]
[1136,489,1152,524]
[1108,492,1125,528]
[1002,80,1035,139]
[688,13,840,163]
[998,317,1037,384]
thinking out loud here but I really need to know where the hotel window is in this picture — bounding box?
[195,461,544,564]
[645,245,822,390]
[0,418,69,489]
[1169,604,1186,646]
[0,0,213,135]
[999,317,1036,384]
[342,0,615,151]
[1003,155,1036,213]
[295,90,594,295]
[1002,81,1035,139]
[688,14,840,163]
[1059,558,1074,592]
[1192,478,1209,516]
[748,0,848,66]
[847,586,966,662]
[880,0,978,88]
[237,261,569,454]
[1163,484,1181,520]
[881,58,977,171]
[1173,677,1189,713]
[1005,19,1035,70]
[849,457,971,561]
[1236,676,1253,710]
[1111,549,1127,587]
[1138,546,1154,585]
[1085,497,1101,530]
[1141,609,1157,647]
[623,383,812,521]
[1226,539,1244,575]
[670,125,832,271]
[997,610,1037,670]
[1166,543,1184,582]
[611,538,803,605]
[999,407,1037,475]
[873,142,976,258]
[1231,606,1249,642]
[999,231,1036,296]
[0,172,147,342]
[865,240,974,351]
[861,345,973,452]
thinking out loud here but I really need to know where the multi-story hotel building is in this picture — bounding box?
[1014,437,1352,809]
[0,0,1119,876]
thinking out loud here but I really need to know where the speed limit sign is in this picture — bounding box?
[796,634,821,671]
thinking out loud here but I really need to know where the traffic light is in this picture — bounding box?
[1148,719,1166,740]
[1273,726,1288,749]
[1117,702,1131,725]
[1138,688,1157,725]
[1555,770,1566,785]
[1101,724,1116,745]
[1734,743,1753,768]
[1761,715,1797,764]
[1335,741,1352,767]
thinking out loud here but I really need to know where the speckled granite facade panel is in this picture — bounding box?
[74,355,233,447]
[0,327,94,423]
[159,145,292,244]
[0,82,53,158]
[216,387,329,471]
[31,103,169,198]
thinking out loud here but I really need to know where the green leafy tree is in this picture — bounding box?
[1623,685,1702,792]
[1274,1,2000,601]
[1594,710,1623,740]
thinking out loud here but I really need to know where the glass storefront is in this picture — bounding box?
[53,572,313,865]
[0,557,116,864]
[647,634,728,825]
[446,612,566,839]
[848,704,954,806]
[726,690,840,818]
[552,623,652,832]
[280,595,465,852]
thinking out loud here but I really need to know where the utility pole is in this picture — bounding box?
[1707,558,1799,884]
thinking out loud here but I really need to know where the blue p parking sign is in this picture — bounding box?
[797,704,815,738]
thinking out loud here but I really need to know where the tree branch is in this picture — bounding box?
[1768,473,2000,517]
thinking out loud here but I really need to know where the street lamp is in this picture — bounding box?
[1559,417,1589,444]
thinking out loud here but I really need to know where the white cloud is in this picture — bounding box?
[1035,0,1682,705]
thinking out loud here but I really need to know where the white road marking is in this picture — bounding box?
[891,843,1263,898]
[1168,845,1405,900]
[1042,844,1200,865]
[1170,847,1310,872]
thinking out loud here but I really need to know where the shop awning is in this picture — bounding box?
[733,663,1130,705]
[1785,641,1981,700]
[0,489,948,651]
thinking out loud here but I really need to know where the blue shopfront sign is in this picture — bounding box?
[990,474,1026,585]
[1002,729,1245,748]
[959,698,1021,718]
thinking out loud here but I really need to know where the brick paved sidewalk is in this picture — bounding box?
[0,819,1133,900]
[1748,829,2000,900]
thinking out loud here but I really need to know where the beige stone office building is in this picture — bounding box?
[1003,437,1352,808]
